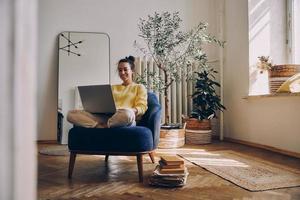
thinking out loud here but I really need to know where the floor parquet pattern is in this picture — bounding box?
[38,142,300,200]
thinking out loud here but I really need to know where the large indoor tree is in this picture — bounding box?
[135,11,224,125]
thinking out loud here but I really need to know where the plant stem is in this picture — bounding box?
[164,73,170,124]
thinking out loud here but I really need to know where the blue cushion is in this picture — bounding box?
[68,126,153,152]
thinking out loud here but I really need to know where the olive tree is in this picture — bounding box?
[135,11,224,125]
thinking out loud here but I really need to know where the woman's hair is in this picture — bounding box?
[118,55,135,71]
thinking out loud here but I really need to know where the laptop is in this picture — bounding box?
[78,84,116,114]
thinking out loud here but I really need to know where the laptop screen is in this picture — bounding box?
[78,84,116,114]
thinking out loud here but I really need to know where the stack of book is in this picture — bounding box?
[149,155,189,187]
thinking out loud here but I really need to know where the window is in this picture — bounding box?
[248,0,299,95]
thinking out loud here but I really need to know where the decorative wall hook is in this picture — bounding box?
[59,32,83,56]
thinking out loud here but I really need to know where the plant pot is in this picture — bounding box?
[184,118,212,144]
[185,118,211,130]
[269,65,299,93]
[158,128,185,149]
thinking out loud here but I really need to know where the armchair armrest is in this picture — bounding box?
[137,92,161,149]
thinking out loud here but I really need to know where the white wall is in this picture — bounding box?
[38,0,219,140]
[224,0,300,153]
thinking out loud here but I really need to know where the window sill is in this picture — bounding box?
[243,92,300,99]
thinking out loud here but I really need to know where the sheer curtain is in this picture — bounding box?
[0,0,37,199]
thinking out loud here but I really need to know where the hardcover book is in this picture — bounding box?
[159,160,184,169]
[158,165,185,174]
[160,155,184,165]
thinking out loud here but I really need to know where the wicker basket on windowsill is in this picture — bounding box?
[269,64,299,93]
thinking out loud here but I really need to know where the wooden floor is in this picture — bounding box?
[38,141,300,200]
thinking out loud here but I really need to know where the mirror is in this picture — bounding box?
[58,31,110,144]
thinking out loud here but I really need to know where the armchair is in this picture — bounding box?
[67,92,161,182]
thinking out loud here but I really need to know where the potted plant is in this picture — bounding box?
[183,66,226,144]
[257,56,273,74]
[135,11,224,147]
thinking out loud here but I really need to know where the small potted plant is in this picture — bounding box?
[257,56,273,74]
[183,66,226,144]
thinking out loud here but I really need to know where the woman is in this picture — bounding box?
[67,56,148,128]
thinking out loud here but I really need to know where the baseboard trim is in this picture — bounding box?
[224,137,300,159]
[37,140,58,144]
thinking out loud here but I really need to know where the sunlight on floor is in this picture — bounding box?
[156,147,207,154]
[182,157,249,168]
[90,148,249,167]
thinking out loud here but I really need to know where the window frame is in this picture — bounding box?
[287,0,299,64]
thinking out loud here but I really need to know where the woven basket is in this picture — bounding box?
[269,77,289,93]
[158,128,185,148]
[185,129,212,144]
[269,65,297,77]
[269,65,299,93]
[184,118,211,130]
[184,119,212,144]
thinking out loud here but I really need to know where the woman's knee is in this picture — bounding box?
[67,110,79,122]
[66,110,98,128]
[121,108,135,123]
[107,108,136,128]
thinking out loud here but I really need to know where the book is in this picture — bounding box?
[158,165,185,174]
[153,165,187,177]
[159,160,183,169]
[160,155,184,165]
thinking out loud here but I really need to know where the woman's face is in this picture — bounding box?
[118,62,133,84]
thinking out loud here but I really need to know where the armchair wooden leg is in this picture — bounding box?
[105,155,109,162]
[68,152,76,179]
[136,154,143,183]
[149,152,155,163]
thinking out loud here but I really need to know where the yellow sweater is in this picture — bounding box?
[112,83,148,117]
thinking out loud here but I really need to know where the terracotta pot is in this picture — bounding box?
[184,118,211,130]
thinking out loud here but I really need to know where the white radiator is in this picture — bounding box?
[135,57,193,125]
